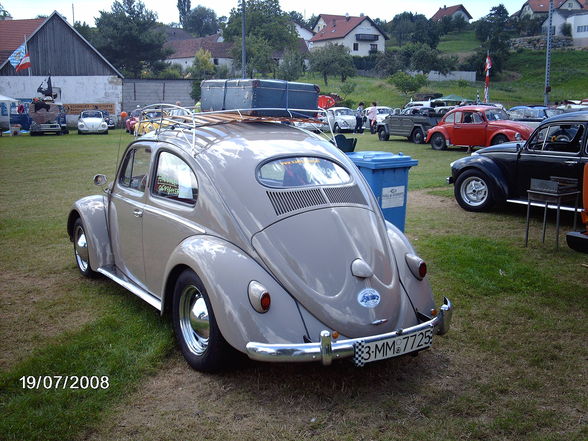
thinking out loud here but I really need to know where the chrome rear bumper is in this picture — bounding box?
[246,297,452,366]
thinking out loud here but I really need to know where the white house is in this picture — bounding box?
[517,0,585,19]
[431,4,473,22]
[294,22,314,48]
[309,14,388,56]
[542,9,588,46]
[165,34,234,72]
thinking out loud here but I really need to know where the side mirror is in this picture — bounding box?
[93,174,108,186]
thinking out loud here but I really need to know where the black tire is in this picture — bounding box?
[430,132,447,150]
[333,123,341,133]
[378,127,390,141]
[411,128,425,144]
[172,269,235,372]
[454,169,497,212]
[103,130,109,135]
[72,218,98,278]
[78,130,83,135]
[491,134,508,145]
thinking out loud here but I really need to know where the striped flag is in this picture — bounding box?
[484,53,492,103]
[16,53,31,71]
[8,43,26,68]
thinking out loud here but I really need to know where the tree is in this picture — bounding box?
[73,21,96,42]
[277,49,304,81]
[231,35,275,77]
[309,44,355,86]
[189,49,216,101]
[224,0,297,53]
[177,0,190,27]
[0,2,10,18]
[375,49,403,76]
[184,5,219,37]
[93,0,171,78]
[387,12,441,48]
[388,72,428,96]
[473,5,512,73]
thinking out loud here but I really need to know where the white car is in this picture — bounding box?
[326,107,357,133]
[77,110,109,135]
[364,106,393,128]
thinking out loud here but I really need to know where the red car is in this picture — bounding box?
[425,105,533,150]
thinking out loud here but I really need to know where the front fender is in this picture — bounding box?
[67,195,113,270]
[162,235,307,353]
[451,155,509,199]
[425,126,449,143]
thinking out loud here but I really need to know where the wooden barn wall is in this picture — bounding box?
[0,15,117,76]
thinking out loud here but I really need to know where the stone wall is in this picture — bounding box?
[510,36,573,50]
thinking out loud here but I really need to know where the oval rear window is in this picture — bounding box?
[257,157,351,188]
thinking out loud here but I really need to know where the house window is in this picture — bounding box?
[369,44,378,52]
[578,25,588,33]
[353,43,358,51]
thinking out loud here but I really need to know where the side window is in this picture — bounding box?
[152,152,198,205]
[454,112,463,123]
[472,112,483,123]
[119,147,151,192]
[544,124,584,154]
[462,112,474,124]
[444,112,456,124]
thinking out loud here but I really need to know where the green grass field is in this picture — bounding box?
[0,130,587,441]
[437,30,480,54]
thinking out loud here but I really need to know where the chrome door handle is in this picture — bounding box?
[133,209,143,218]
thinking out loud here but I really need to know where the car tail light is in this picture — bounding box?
[248,281,271,313]
[405,254,427,280]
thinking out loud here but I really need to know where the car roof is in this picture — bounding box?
[329,106,352,110]
[449,105,501,113]
[542,109,588,124]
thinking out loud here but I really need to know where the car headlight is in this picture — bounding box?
[514,132,522,141]
[101,123,107,128]
[78,122,85,128]
[341,121,349,127]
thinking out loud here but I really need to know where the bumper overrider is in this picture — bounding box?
[246,297,452,367]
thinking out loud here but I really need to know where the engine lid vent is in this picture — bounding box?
[267,188,327,216]
[323,185,367,206]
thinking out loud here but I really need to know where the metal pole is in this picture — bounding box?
[241,0,246,78]
[544,0,554,106]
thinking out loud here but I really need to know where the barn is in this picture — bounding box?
[0,11,123,126]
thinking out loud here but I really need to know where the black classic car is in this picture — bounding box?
[448,111,587,211]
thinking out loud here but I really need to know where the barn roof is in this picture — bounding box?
[431,4,473,21]
[310,14,388,43]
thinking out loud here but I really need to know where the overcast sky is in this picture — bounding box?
[5,0,525,25]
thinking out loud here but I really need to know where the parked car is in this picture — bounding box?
[509,106,564,129]
[77,110,109,135]
[100,110,116,129]
[28,99,69,136]
[448,110,587,211]
[363,106,393,129]
[325,106,357,133]
[426,105,533,151]
[67,105,452,372]
[377,108,442,144]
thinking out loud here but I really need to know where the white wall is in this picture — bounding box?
[310,22,385,56]
[167,57,234,72]
[0,75,122,125]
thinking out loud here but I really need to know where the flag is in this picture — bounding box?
[8,43,26,68]
[15,53,31,72]
[484,54,492,103]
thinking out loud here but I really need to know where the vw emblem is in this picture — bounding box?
[357,288,380,308]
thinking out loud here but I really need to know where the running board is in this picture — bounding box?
[97,265,162,311]
[507,199,581,213]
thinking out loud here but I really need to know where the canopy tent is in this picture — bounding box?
[0,94,18,130]
[438,94,468,103]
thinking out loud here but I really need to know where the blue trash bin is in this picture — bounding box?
[347,151,418,231]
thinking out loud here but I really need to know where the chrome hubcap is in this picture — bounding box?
[461,176,488,206]
[179,285,210,355]
[74,225,89,272]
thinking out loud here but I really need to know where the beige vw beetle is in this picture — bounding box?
[67,104,452,372]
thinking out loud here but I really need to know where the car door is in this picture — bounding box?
[109,144,152,285]
[515,122,586,197]
[452,111,486,146]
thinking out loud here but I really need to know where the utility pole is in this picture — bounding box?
[544,0,554,106]
[241,0,247,79]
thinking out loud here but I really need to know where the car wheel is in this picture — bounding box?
[454,170,497,212]
[333,123,341,133]
[378,127,390,141]
[78,130,83,135]
[73,218,98,278]
[491,134,508,145]
[411,128,424,144]
[172,269,235,372]
[430,133,447,150]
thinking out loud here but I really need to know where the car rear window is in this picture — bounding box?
[257,157,351,188]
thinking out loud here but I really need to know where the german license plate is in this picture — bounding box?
[355,328,433,365]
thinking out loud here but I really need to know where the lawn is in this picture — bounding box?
[437,30,480,54]
[0,130,587,441]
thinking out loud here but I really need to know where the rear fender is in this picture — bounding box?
[488,129,516,144]
[162,235,307,353]
[67,195,114,270]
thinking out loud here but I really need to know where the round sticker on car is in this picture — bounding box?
[357,288,381,308]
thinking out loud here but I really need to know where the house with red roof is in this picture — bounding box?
[431,5,473,22]
[517,0,585,19]
[165,34,234,71]
[310,14,388,56]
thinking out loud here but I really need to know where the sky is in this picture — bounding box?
[4,0,526,26]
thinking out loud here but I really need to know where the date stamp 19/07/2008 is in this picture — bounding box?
[19,375,110,390]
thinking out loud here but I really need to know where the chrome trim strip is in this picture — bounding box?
[246,297,452,366]
[507,199,582,212]
[97,267,162,311]
[142,205,205,234]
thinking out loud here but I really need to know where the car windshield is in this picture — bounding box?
[485,109,509,121]
[257,157,351,188]
[81,111,103,118]
[335,109,353,116]
[377,108,392,114]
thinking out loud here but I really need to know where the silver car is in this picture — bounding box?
[326,107,357,133]
[67,107,452,372]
